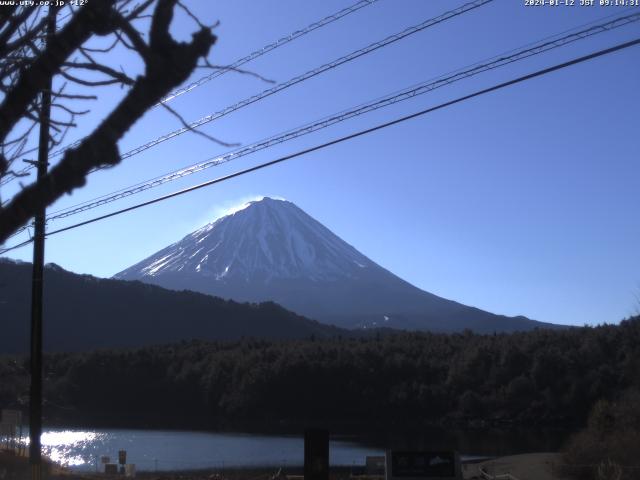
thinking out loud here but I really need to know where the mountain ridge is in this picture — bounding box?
[115,197,560,333]
[0,258,345,353]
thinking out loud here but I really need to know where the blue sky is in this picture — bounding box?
[2,0,639,326]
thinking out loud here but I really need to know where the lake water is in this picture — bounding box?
[15,427,566,472]
[32,429,385,471]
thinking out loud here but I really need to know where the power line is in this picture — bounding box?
[3,0,493,191]
[2,35,638,255]
[1,0,381,184]
[90,0,491,168]
[5,9,636,242]
[13,0,490,184]
[28,11,640,229]
[157,0,380,105]
[0,7,74,187]
[1,237,32,254]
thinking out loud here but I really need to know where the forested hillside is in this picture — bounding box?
[1,317,638,431]
[0,259,344,353]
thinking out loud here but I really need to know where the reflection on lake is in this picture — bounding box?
[34,429,384,471]
[22,427,569,472]
[41,430,101,467]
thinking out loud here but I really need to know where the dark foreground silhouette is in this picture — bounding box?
[0,316,638,432]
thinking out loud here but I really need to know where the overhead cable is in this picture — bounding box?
[158,0,381,105]
[37,12,640,225]
[2,35,638,254]
[1,0,381,184]
[93,0,493,167]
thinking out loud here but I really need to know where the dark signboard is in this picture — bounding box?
[304,428,329,480]
[387,451,459,479]
[366,455,386,475]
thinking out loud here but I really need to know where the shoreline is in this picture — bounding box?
[39,414,582,434]
[3,450,565,480]
[46,454,563,480]
[463,453,562,480]
[3,426,572,477]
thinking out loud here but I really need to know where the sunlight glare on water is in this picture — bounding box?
[42,430,104,467]
[41,430,100,446]
[21,429,385,471]
[26,430,108,468]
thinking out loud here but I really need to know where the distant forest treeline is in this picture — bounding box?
[1,317,639,431]
[0,259,343,354]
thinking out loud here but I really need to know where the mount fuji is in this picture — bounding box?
[115,197,556,333]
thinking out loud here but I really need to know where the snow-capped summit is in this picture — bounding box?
[118,197,374,284]
[115,197,554,332]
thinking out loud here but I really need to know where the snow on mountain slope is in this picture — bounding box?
[115,197,557,332]
[118,197,374,283]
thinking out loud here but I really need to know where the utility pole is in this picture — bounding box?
[29,8,55,480]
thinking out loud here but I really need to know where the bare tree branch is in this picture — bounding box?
[0,1,119,142]
[124,0,156,21]
[0,6,36,55]
[79,36,119,53]
[62,61,136,85]
[197,57,275,84]
[0,0,216,242]
[59,69,128,87]
[52,92,98,100]
[1,13,48,57]
[51,103,90,116]
[113,12,150,58]
[159,101,238,148]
